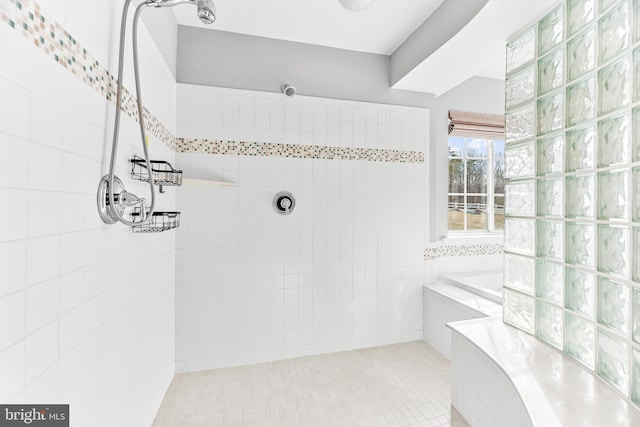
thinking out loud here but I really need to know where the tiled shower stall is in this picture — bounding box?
[503,0,640,405]
[0,0,430,424]
[173,84,428,372]
[14,0,640,423]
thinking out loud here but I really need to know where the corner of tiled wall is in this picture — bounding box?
[0,0,178,425]
[173,83,430,372]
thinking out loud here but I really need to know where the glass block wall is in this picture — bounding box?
[503,0,640,404]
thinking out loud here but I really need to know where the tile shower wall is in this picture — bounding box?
[0,1,177,426]
[503,0,640,405]
[174,83,427,372]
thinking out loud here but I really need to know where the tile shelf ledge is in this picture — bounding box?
[447,317,640,427]
[181,178,237,187]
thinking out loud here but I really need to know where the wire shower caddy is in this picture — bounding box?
[130,155,183,192]
[130,208,180,233]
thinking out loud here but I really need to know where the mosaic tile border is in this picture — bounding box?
[0,0,424,164]
[175,138,425,163]
[424,243,504,260]
[0,0,176,150]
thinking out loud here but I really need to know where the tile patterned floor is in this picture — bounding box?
[152,341,470,427]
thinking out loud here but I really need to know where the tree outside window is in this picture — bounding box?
[448,136,504,232]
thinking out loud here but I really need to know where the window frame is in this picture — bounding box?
[447,136,504,235]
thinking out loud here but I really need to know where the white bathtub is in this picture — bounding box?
[437,270,503,304]
[423,270,503,358]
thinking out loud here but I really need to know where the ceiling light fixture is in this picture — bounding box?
[338,0,376,12]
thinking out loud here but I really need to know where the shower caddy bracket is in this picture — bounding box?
[97,175,145,224]
[97,175,181,232]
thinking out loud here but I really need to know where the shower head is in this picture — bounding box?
[196,0,216,24]
[281,84,296,98]
[146,0,216,24]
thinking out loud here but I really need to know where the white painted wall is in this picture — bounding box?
[141,7,178,78]
[174,83,428,372]
[390,0,489,86]
[430,76,506,242]
[419,77,505,358]
[176,26,436,108]
[0,1,177,426]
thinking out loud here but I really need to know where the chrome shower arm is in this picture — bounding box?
[145,0,216,23]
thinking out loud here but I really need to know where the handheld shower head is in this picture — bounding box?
[146,0,216,24]
[196,0,216,24]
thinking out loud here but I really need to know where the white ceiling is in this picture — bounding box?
[172,0,446,55]
[173,0,561,96]
[392,0,559,95]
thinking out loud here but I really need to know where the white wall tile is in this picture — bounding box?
[0,4,176,426]
[0,133,29,189]
[176,85,429,153]
[26,235,60,286]
[0,188,28,243]
[59,269,85,315]
[29,95,64,149]
[28,142,62,192]
[58,342,82,397]
[27,191,62,238]
[0,240,26,298]
[59,232,86,274]
[25,321,58,384]
[0,77,31,140]
[0,22,34,88]
[25,278,59,335]
[175,83,428,372]
[31,46,67,102]
[59,306,83,358]
[60,152,87,193]
[24,359,59,403]
[0,341,24,401]
[0,291,25,353]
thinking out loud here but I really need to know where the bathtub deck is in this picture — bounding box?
[422,282,502,359]
[426,282,502,318]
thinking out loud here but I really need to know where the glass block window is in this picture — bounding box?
[504,0,640,406]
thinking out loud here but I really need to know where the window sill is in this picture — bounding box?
[441,232,504,245]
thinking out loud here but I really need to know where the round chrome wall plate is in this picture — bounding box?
[273,191,296,215]
[97,175,125,224]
